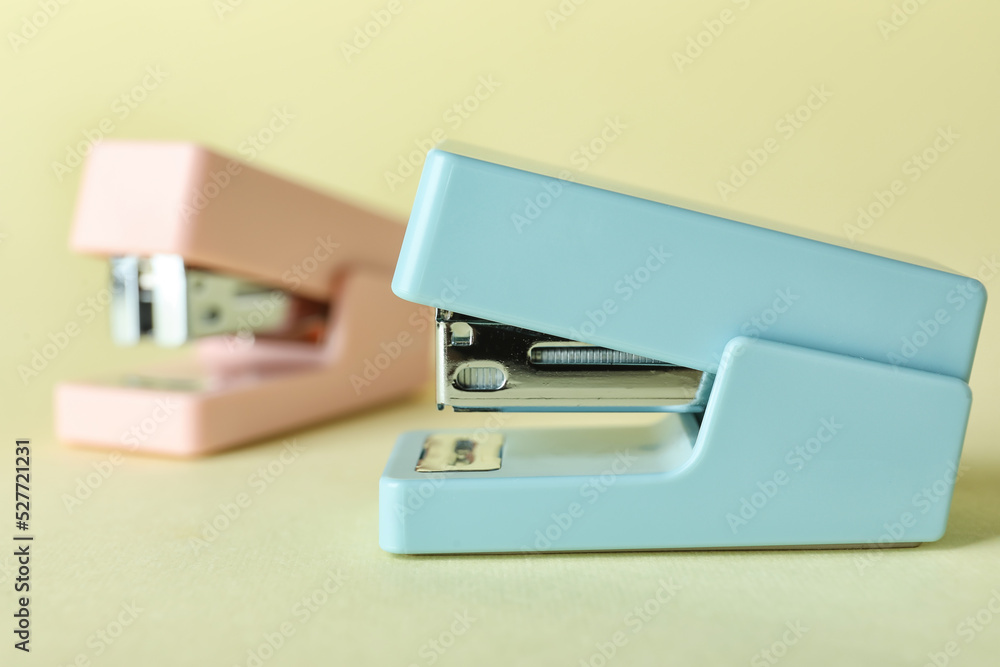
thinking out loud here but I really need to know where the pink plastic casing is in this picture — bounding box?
[56,141,431,456]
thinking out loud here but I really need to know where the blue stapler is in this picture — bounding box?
[379,148,986,554]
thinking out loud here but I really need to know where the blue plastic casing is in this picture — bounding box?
[380,149,986,554]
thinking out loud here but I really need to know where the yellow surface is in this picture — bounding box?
[2,1,999,665]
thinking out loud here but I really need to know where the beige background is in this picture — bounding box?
[1,1,999,665]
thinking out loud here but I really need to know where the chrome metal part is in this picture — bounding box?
[415,432,504,472]
[109,254,298,347]
[436,310,711,412]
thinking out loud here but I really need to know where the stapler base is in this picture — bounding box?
[380,337,971,554]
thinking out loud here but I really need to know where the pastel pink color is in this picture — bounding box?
[56,141,430,456]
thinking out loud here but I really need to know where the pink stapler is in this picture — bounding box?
[56,141,430,456]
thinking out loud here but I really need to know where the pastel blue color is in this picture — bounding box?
[381,149,984,554]
[381,338,971,553]
[394,150,986,380]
